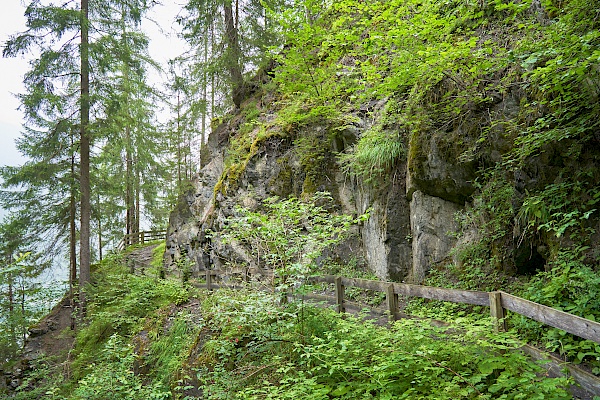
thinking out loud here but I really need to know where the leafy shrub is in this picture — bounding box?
[511,250,600,372]
[193,289,571,399]
[71,254,189,381]
[144,311,202,390]
[73,335,170,400]
[220,192,365,288]
[517,178,599,244]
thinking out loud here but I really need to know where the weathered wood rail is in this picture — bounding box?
[116,230,167,251]
[199,270,600,345]
[308,275,600,345]
[197,269,600,396]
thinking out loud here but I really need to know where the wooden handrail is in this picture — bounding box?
[116,230,167,251]
[188,267,600,396]
[200,269,600,346]
[500,291,600,344]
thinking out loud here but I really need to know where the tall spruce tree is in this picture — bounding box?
[178,0,285,109]
[3,0,83,315]
[164,59,204,186]
[92,0,166,246]
[3,0,159,317]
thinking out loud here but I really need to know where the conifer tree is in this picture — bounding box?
[3,0,159,316]
[92,0,166,245]
[179,0,285,109]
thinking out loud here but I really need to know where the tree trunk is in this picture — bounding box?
[135,163,140,235]
[7,257,15,346]
[70,146,77,329]
[79,0,91,316]
[201,30,208,156]
[224,0,244,108]
[97,193,103,262]
[126,125,134,244]
[177,88,182,184]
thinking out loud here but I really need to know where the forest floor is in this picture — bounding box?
[8,244,599,399]
[24,245,159,361]
[12,245,161,387]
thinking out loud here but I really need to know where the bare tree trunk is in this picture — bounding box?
[7,255,15,345]
[135,163,140,235]
[97,193,103,262]
[20,280,26,345]
[79,0,91,317]
[177,89,182,184]
[126,125,135,244]
[70,145,77,329]
[224,0,244,108]
[211,22,215,113]
[201,28,208,155]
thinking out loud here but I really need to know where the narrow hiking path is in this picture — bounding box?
[3,245,160,391]
[124,243,159,275]
[5,243,597,399]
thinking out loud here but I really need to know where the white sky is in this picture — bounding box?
[0,1,190,281]
[0,0,188,169]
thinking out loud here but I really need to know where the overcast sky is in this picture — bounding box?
[0,1,188,170]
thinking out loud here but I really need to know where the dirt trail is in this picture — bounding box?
[6,247,156,371]
[125,244,159,275]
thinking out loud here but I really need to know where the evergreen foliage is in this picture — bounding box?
[177,0,286,109]
[2,0,600,396]
[2,0,170,300]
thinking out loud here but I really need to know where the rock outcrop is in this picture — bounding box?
[165,83,599,283]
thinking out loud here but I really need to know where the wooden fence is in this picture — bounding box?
[198,269,600,396]
[116,230,167,252]
[200,270,600,344]
[309,275,600,344]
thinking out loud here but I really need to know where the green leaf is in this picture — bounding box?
[331,385,351,396]
[478,358,505,375]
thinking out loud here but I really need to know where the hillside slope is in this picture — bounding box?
[1,246,583,399]
[164,0,600,383]
[167,0,600,284]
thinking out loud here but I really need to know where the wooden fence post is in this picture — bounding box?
[141,231,145,244]
[387,284,398,322]
[335,276,345,313]
[206,270,213,291]
[489,291,506,332]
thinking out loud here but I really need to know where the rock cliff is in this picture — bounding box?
[165,9,600,284]
[164,80,595,284]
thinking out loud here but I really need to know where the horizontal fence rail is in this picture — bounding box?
[169,267,600,396]
[117,230,167,251]
[199,270,600,346]
[500,291,600,344]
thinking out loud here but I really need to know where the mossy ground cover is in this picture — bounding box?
[5,246,574,399]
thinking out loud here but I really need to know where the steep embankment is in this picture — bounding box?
[164,0,600,384]
[166,0,600,285]
[1,245,582,399]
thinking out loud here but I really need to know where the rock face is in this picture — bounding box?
[164,92,472,283]
[409,191,461,282]
[165,102,459,283]
[165,87,598,283]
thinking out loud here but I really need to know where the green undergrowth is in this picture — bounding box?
[185,288,572,399]
[511,251,600,374]
[151,242,166,268]
[406,248,600,375]
[305,258,387,307]
[8,250,195,399]
[7,247,577,399]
